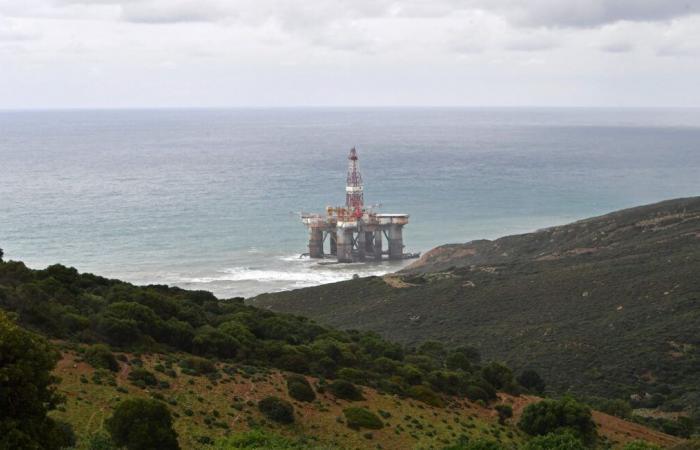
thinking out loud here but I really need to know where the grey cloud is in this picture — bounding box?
[120,1,224,24]
[479,0,699,28]
[505,35,557,51]
[657,43,700,56]
[600,41,634,53]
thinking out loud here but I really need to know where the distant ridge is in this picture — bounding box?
[252,196,700,412]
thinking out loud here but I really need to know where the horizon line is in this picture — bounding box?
[2,105,700,112]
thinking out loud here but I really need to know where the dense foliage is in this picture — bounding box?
[342,407,383,430]
[105,398,180,450]
[522,432,586,450]
[0,259,521,406]
[258,397,295,424]
[253,197,700,414]
[83,344,119,372]
[286,374,316,402]
[518,397,596,445]
[0,310,71,450]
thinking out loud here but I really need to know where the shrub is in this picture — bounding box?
[622,442,662,450]
[518,397,596,445]
[465,385,491,403]
[523,432,586,450]
[214,429,307,449]
[407,385,445,407]
[127,368,158,387]
[495,404,513,424]
[286,374,316,402]
[328,380,364,401]
[343,407,383,430]
[444,437,506,450]
[258,397,295,424]
[179,356,216,376]
[105,398,179,450]
[517,370,546,394]
[84,344,120,372]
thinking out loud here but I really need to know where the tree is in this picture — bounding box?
[517,370,546,394]
[481,362,516,392]
[518,397,597,445]
[0,248,4,262]
[0,310,69,450]
[105,398,179,450]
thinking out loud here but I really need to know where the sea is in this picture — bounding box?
[2,108,700,298]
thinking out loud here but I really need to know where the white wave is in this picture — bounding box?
[179,265,389,286]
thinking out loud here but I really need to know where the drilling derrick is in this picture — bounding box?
[346,147,364,218]
[300,147,417,263]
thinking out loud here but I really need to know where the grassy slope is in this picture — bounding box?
[251,197,700,410]
[50,344,682,449]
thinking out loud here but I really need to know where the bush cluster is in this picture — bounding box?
[343,407,383,430]
[0,260,531,407]
[258,396,295,424]
[518,397,596,445]
[84,344,119,372]
[286,374,316,402]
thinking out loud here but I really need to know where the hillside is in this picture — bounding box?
[49,345,683,450]
[0,251,688,448]
[252,197,700,419]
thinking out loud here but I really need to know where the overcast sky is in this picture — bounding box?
[1,0,699,108]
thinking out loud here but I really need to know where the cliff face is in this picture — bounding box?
[251,196,700,411]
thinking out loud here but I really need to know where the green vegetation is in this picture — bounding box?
[211,429,333,449]
[105,398,179,450]
[621,441,662,450]
[0,310,72,450]
[84,344,119,372]
[127,367,158,387]
[179,356,217,376]
[522,432,586,450]
[0,237,688,449]
[328,380,364,401]
[517,370,545,395]
[495,404,513,425]
[253,197,700,419]
[0,258,518,407]
[444,437,506,450]
[258,397,295,424]
[518,397,596,445]
[286,374,316,402]
[342,407,383,430]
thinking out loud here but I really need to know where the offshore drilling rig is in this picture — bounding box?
[301,148,416,263]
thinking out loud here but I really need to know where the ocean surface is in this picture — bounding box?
[2,108,700,298]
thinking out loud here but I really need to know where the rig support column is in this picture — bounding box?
[329,231,337,256]
[365,232,374,254]
[388,224,404,260]
[309,228,324,258]
[373,231,383,261]
[336,229,353,263]
[357,230,366,261]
